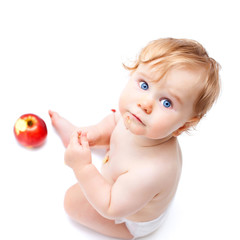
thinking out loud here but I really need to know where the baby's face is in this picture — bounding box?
[119,63,205,139]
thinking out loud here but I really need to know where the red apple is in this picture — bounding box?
[14,113,47,148]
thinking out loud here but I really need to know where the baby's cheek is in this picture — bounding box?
[148,121,173,139]
[118,93,127,113]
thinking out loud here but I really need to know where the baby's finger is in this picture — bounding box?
[70,130,81,145]
[80,131,89,149]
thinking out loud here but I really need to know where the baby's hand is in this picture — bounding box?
[64,130,92,170]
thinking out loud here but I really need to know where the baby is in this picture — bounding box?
[49,38,220,239]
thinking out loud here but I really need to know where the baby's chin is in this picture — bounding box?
[122,113,174,141]
[122,112,146,136]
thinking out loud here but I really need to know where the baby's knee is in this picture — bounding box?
[64,183,82,217]
[64,186,73,216]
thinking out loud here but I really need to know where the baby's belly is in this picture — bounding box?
[100,151,132,184]
[100,156,122,184]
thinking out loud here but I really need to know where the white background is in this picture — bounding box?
[0,0,239,239]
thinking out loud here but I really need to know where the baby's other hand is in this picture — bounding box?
[82,128,99,147]
[64,130,92,170]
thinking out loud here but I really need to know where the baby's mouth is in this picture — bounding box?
[131,113,145,125]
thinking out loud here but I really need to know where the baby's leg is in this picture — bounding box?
[49,110,77,147]
[64,183,133,239]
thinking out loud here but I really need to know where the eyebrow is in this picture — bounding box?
[168,90,183,105]
[138,72,157,82]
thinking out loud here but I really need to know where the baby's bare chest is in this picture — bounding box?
[101,136,140,182]
[101,124,163,183]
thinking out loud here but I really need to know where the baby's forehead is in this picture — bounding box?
[135,63,164,82]
[136,62,206,84]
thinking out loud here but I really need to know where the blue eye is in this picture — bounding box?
[139,81,149,90]
[161,99,172,108]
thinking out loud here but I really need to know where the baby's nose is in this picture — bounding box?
[137,101,153,114]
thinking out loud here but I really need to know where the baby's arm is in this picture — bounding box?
[49,110,119,148]
[88,111,120,147]
[65,130,161,219]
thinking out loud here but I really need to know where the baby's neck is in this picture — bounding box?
[129,133,175,148]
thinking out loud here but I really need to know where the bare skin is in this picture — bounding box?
[49,111,134,239]
[49,64,205,239]
[49,111,77,147]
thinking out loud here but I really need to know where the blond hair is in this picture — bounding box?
[124,38,221,119]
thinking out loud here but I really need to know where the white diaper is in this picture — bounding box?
[115,212,167,239]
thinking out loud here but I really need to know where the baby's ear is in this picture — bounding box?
[172,117,200,137]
